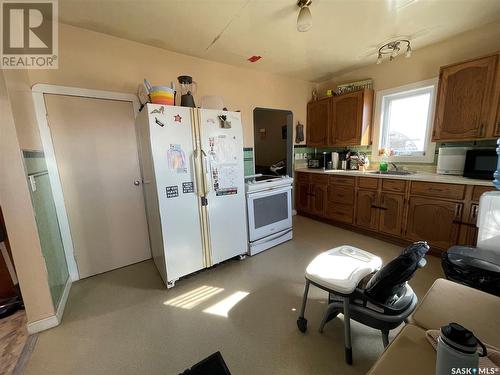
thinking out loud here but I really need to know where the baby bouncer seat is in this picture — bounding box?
[296,241,429,364]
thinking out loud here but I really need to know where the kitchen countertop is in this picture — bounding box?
[295,168,495,187]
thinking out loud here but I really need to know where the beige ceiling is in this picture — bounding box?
[58,0,500,82]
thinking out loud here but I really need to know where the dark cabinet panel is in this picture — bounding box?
[355,190,378,230]
[405,197,462,251]
[306,98,331,147]
[433,55,498,140]
[379,193,404,237]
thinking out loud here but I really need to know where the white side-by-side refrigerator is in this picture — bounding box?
[136,104,248,287]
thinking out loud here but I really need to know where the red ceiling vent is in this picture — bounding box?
[247,55,262,63]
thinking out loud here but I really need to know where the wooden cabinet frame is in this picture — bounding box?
[306,89,373,148]
[295,172,495,256]
[432,53,499,141]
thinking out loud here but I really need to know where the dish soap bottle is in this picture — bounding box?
[379,148,388,172]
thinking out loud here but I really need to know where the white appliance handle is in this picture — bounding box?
[201,150,211,195]
[192,149,202,197]
[247,185,292,199]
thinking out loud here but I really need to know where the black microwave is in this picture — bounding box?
[463,149,498,180]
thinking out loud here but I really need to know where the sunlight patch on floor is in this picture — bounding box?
[164,285,224,309]
[203,291,249,317]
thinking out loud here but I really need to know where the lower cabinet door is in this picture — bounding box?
[463,203,479,246]
[311,183,327,217]
[355,190,378,230]
[378,193,404,236]
[405,196,462,250]
[326,202,353,223]
[296,182,311,212]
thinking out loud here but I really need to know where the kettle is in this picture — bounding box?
[436,322,486,375]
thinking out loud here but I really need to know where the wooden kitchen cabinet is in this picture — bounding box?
[463,204,479,246]
[495,96,500,137]
[405,196,462,251]
[310,183,327,217]
[296,171,491,255]
[295,173,328,216]
[296,181,311,213]
[379,193,405,237]
[306,97,331,147]
[329,89,373,146]
[355,190,378,230]
[433,55,498,141]
[495,54,500,137]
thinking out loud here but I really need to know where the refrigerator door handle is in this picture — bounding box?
[193,148,204,197]
[201,150,211,195]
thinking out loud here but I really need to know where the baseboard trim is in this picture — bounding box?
[56,277,72,322]
[27,314,58,334]
[27,277,72,334]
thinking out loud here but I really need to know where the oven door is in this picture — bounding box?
[247,186,292,242]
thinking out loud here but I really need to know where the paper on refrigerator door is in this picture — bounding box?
[208,135,239,196]
[208,135,237,164]
[167,144,187,173]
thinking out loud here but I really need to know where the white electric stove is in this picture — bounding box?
[245,175,294,255]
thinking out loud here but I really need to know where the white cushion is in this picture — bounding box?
[305,245,382,294]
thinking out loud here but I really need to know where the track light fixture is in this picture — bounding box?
[376,39,412,64]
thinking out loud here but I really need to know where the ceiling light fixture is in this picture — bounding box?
[376,39,412,64]
[297,0,312,32]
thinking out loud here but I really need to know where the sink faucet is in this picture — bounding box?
[389,162,399,171]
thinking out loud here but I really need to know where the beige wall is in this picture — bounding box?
[4,70,43,151]
[317,21,500,95]
[0,71,55,323]
[28,23,314,147]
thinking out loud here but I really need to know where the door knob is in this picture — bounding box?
[134,180,141,186]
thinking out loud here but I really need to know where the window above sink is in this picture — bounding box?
[371,78,438,164]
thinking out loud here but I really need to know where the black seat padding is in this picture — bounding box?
[364,241,429,309]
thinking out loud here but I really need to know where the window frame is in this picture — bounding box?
[371,78,438,163]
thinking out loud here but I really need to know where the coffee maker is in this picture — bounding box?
[177,75,197,107]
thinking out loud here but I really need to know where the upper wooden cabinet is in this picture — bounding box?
[495,92,500,137]
[330,89,373,147]
[306,97,330,146]
[306,89,373,147]
[495,55,500,137]
[433,54,499,141]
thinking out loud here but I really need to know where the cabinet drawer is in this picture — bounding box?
[311,174,329,184]
[410,181,465,200]
[472,185,494,202]
[358,177,379,190]
[327,202,353,224]
[327,185,354,205]
[296,172,311,182]
[382,179,406,193]
[329,175,355,186]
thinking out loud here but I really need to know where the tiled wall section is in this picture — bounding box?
[244,148,254,176]
[293,139,498,172]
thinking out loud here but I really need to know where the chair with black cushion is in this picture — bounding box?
[297,241,429,365]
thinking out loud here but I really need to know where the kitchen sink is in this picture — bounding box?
[369,170,415,176]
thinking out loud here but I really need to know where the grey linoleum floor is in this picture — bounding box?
[25,216,443,375]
